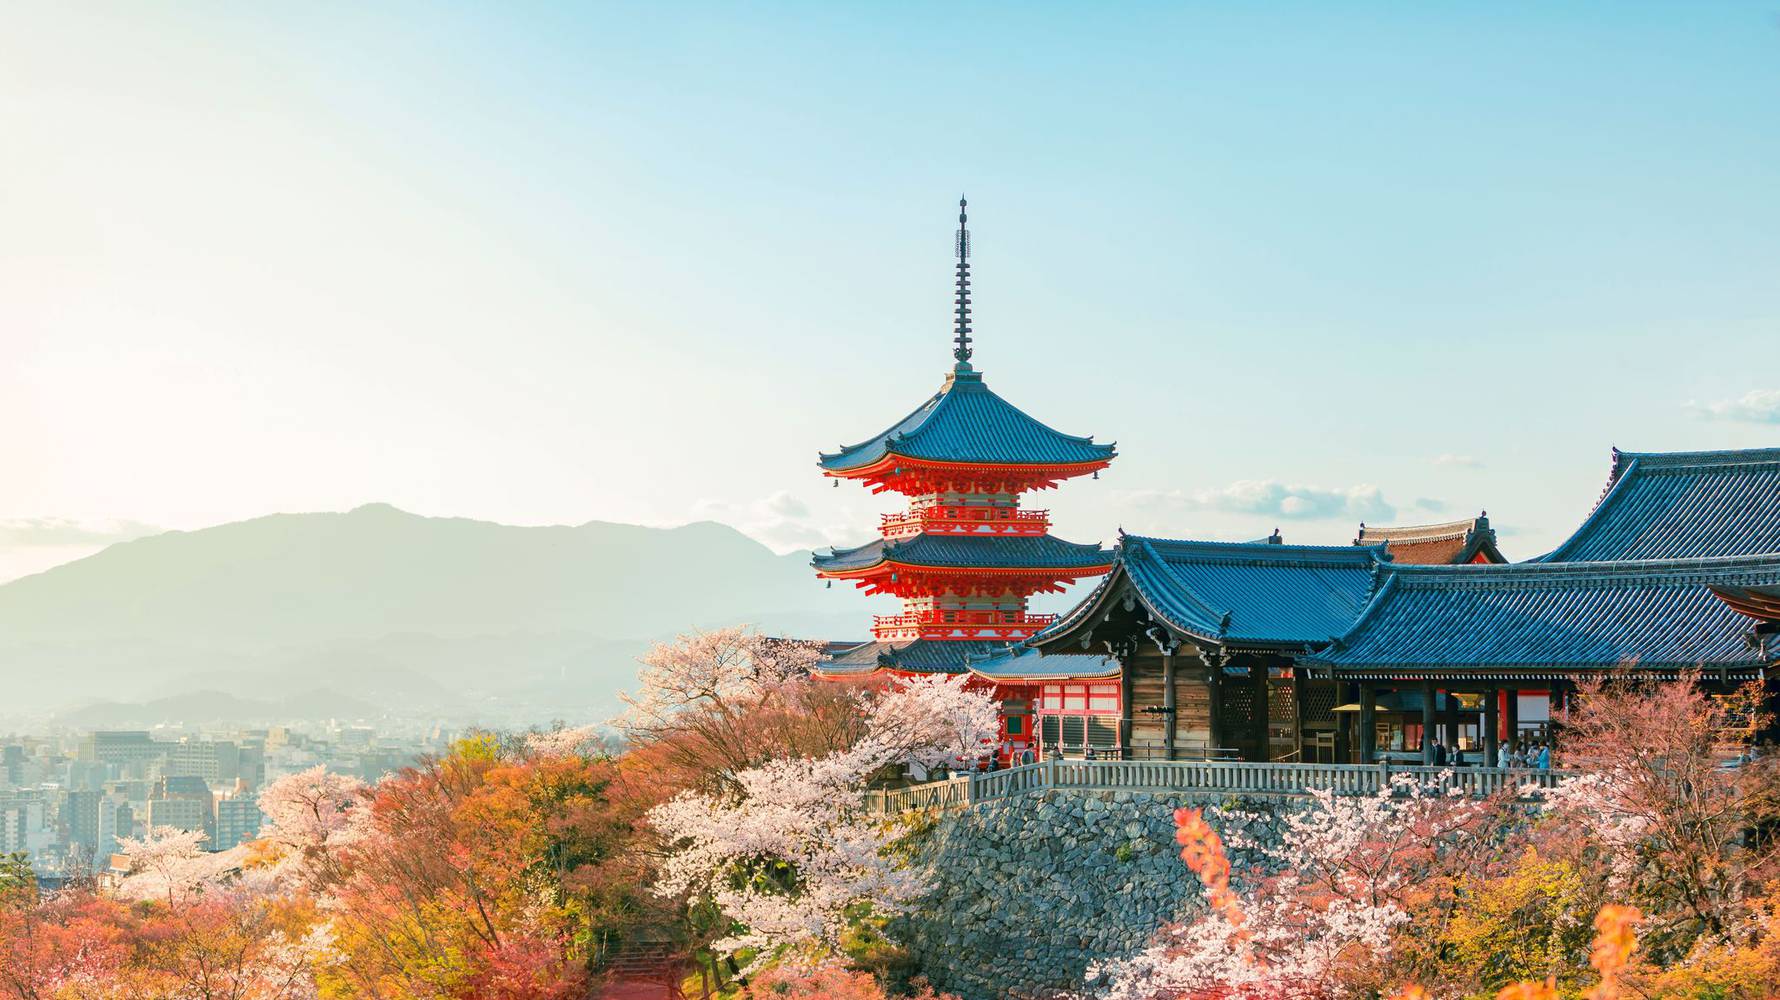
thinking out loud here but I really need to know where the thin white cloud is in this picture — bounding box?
[761,492,810,518]
[1686,389,1780,424]
[1118,480,1395,522]
[691,493,840,554]
[1433,453,1481,468]
[0,517,162,548]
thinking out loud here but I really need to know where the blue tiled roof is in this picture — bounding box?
[1538,448,1780,562]
[1306,554,1780,678]
[818,369,1115,472]
[813,638,1120,679]
[814,639,1014,676]
[967,644,1120,680]
[1042,535,1389,647]
[812,533,1113,574]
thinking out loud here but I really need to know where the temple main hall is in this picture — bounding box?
[812,203,1780,766]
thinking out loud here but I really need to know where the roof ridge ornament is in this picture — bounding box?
[953,196,973,372]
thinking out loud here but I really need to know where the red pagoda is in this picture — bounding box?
[812,199,1122,759]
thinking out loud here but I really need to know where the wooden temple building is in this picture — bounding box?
[812,203,1780,766]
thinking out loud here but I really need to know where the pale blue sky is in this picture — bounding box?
[3,2,1778,582]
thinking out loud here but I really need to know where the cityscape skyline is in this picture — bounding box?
[6,4,1780,584]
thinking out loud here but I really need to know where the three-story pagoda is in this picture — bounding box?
[812,200,1121,755]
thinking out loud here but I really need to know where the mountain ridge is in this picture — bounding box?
[0,504,873,723]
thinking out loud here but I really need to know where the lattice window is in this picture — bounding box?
[1303,684,1338,724]
[1223,685,1263,736]
[1268,678,1296,724]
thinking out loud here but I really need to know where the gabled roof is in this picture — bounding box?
[1355,513,1506,564]
[811,533,1113,575]
[1039,535,1390,649]
[817,369,1115,473]
[1539,447,1780,562]
[1306,554,1780,679]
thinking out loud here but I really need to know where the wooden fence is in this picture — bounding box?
[862,759,1572,819]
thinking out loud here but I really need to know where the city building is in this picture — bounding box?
[78,731,163,767]
[147,775,214,840]
[165,740,241,786]
[214,789,265,851]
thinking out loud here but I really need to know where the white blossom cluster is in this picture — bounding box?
[1089,774,1490,1000]
[646,673,1001,968]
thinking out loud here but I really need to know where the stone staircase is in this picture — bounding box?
[597,943,687,999]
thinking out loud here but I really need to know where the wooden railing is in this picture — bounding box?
[862,776,974,816]
[862,760,1573,818]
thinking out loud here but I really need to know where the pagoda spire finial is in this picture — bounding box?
[953,196,973,370]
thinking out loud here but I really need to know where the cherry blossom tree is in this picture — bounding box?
[619,626,825,732]
[647,687,996,965]
[254,765,370,891]
[865,674,1001,771]
[648,739,925,968]
[1088,775,1497,1000]
[114,827,220,908]
[527,723,603,759]
[1549,670,1780,958]
[616,627,847,793]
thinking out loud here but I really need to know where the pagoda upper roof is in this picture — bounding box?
[1305,553,1780,680]
[817,368,1115,474]
[811,532,1113,575]
[1354,513,1506,564]
[1038,535,1389,649]
[1537,447,1780,562]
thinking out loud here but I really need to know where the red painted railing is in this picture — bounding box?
[881,506,1051,537]
[871,609,1058,641]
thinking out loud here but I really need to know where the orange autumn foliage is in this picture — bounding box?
[1584,905,1641,1000]
[1173,807,1252,950]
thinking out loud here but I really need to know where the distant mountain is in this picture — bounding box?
[0,505,872,722]
[61,688,385,728]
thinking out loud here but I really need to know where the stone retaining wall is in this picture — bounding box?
[903,788,1295,1000]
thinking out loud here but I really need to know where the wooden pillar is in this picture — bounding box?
[1442,686,1460,753]
[1483,684,1500,767]
[1161,649,1176,761]
[1333,682,1353,763]
[1291,668,1306,762]
[1503,688,1518,749]
[1358,684,1377,764]
[1206,657,1223,760]
[1421,679,1437,765]
[1119,663,1135,760]
[1251,660,1270,762]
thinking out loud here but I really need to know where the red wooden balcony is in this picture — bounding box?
[871,609,1059,642]
[880,506,1051,538]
